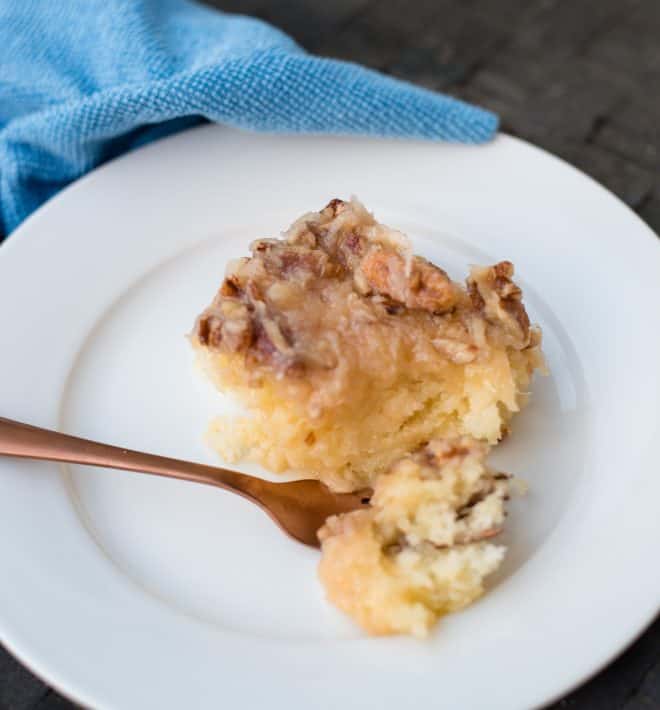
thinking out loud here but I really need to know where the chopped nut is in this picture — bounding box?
[191,198,545,522]
[324,198,347,217]
[220,277,241,297]
[360,250,458,313]
[318,436,510,635]
[192,199,541,397]
[467,261,531,347]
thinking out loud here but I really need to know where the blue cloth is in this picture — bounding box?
[0,0,498,236]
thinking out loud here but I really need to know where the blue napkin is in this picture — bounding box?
[0,0,498,236]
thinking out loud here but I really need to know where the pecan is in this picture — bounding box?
[196,314,212,346]
[493,260,514,280]
[467,261,530,346]
[343,230,363,255]
[360,250,458,313]
[277,249,326,277]
[323,198,346,217]
[420,437,486,467]
[467,280,485,310]
[255,242,333,281]
[251,238,279,253]
[220,276,241,297]
[304,221,325,244]
[194,296,253,352]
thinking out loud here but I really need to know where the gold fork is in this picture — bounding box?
[0,417,370,547]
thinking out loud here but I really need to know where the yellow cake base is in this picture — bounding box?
[196,343,539,491]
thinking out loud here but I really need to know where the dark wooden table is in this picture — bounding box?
[2,1,659,708]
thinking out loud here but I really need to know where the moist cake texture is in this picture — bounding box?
[318,437,509,636]
[191,198,544,492]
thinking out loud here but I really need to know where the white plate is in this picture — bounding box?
[1,126,659,710]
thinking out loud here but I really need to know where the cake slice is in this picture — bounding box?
[191,198,544,491]
[318,437,509,636]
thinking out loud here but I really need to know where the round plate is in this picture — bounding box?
[1,126,659,710]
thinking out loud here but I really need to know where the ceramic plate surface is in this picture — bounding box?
[1,126,659,710]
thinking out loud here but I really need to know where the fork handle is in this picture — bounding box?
[0,416,257,498]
